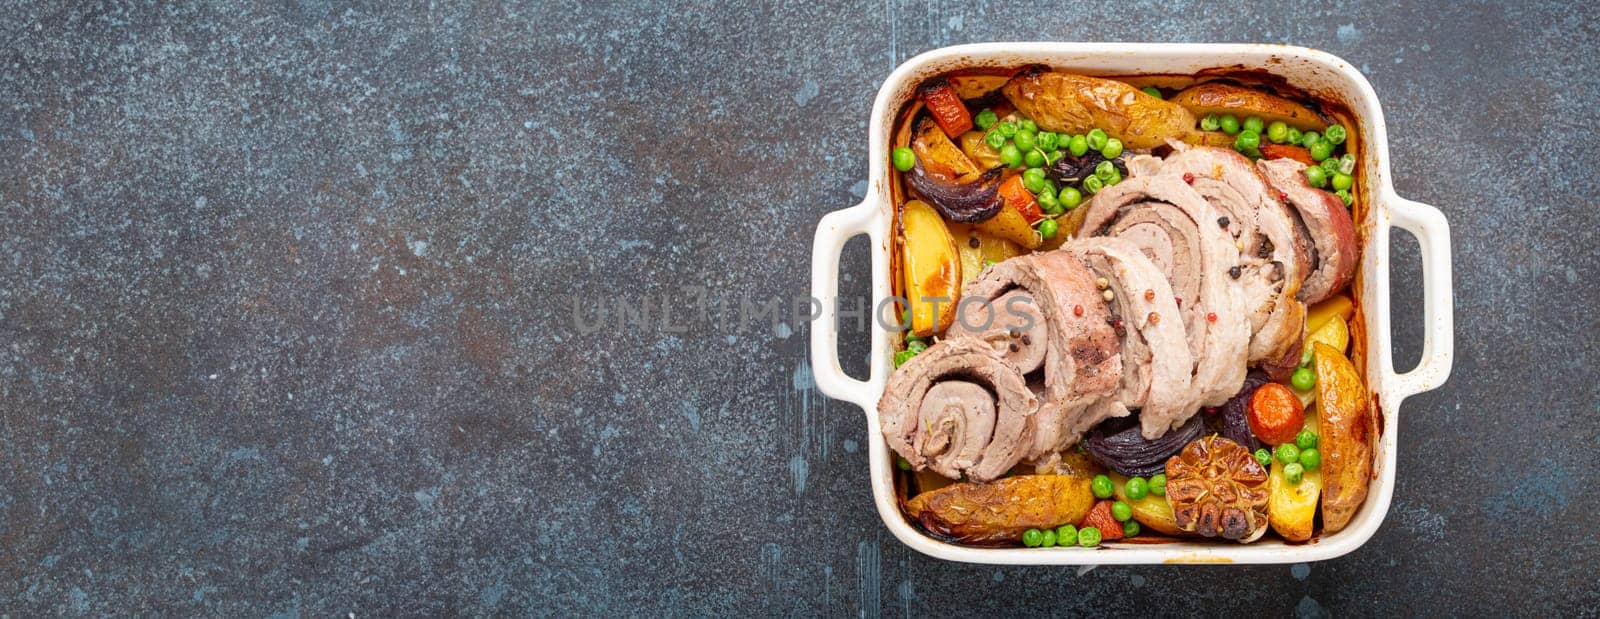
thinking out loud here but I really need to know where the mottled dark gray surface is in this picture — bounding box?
[1,1,1595,616]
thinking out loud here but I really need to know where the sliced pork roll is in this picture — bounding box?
[1257,158,1359,305]
[878,338,1037,481]
[1066,237,1196,439]
[948,252,1121,459]
[1076,175,1250,410]
[1147,147,1308,373]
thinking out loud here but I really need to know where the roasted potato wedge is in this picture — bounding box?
[905,474,1095,544]
[1177,82,1324,131]
[912,118,983,179]
[1307,314,1350,357]
[1170,82,1326,131]
[1313,342,1374,533]
[948,74,1010,100]
[1003,71,1198,149]
[1268,408,1323,542]
[1306,294,1354,334]
[900,200,961,336]
[1038,201,1091,250]
[948,223,1024,285]
[974,202,1042,250]
[1110,473,1188,536]
[956,131,1002,170]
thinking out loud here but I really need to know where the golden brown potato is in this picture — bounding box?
[1002,71,1198,149]
[900,200,961,336]
[1313,342,1374,533]
[905,474,1094,544]
[956,131,1002,170]
[1038,203,1090,250]
[947,223,1023,285]
[1110,473,1188,536]
[974,202,1041,250]
[1170,82,1326,131]
[947,74,1010,100]
[912,118,983,179]
[1268,409,1323,542]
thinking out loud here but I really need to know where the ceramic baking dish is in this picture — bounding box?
[809,43,1453,564]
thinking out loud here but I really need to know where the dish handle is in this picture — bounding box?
[1381,196,1454,403]
[810,199,885,409]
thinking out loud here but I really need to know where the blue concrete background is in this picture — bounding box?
[1,1,1595,615]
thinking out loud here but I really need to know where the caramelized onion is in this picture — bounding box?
[1084,413,1204,476]
[1210,369,1272,452]
[905,164,1004,223]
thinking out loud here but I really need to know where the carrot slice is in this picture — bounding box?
[1078,500,1126,541]
[1260,143,1314,166]
[1247,383,1306,445]
[919,79,974,137]
[997,174,1044,224]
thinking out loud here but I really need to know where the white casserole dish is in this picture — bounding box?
[809,43,1453,565]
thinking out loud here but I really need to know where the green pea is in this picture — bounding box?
[1276,443,1301,465]
[1111,501,1132,522]
[1320,157,1341,175]
[1286,127,1304,145]
[896,456,912,471]
[894,349,916,367]
[1291,367,1315,391]
[1038,188,1061,214]
[1078,526,1101,548]
[1057,524,1077,543]
[1126,476,1149,500]
[1300,130,1320,149]
[1091,474,1114,499]
[999,144,1022,168]
[1299,448,1321,471]
[1045,149,1063,165]
[1105,169,1122,186]
[905,330,923,343]
[1068,134,1089,156]
[1255,448,1272,468]
[1095,160,1116,181]
[1304,166,1328,188]
[1296,429,1318,450]
[975,109,998,130]
[892,147,915,172]
[1042,178,1058,195]
[1038,218,1059,239]
[1082,176,1104,195]
[1086,129,1108,151]
[1200,114,1221,131]
[1040,528,1058,547]
[1219,114,1240,135]
[1037,131,1059,151]
[1285,462,1305,485]
[1149,473,1167,497]
[1022,527,1044,547]
[906,339,928,354]
[1339,153,1357,175]
[1141,86,1162,98]
[985,130,1006,150]
[1123,520,1141,537]
[1024,149,1046,168]
[1019,119,1038,133]
[1243,116,1265,134]
[1059,186,1082,210]
[997,121,1017,138]
[1233,130,1261,155]
[1266,121,1290,144]
[1100,137,1124,159]
[1324,124,1347,144]
[1331,172,1353,191]
[1013,129,1036,151]
[1335,189,1353,206]
[1310,139,1334,162]
[1023,167,1048,193]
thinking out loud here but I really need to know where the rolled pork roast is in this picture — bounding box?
[877,338,1037,482]
[1257,158,1359,306]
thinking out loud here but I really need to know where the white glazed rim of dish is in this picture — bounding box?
[809,42,1453,565]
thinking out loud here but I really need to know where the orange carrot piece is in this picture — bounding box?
[997,174,1044,225]
[1260,143,1315,166]
[919,79,974,137]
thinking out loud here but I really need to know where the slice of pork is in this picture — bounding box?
[878,338,1037,481]
[1066,237,1196,439]
[1075,175,1250,411]
[1152,146,1308,374]
[957,252,1122,460]
[1257,158,1360,305]
[944,289,1047,374]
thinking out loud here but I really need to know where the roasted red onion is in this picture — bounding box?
[1084,413,1204,477]
[1210,370,1272,452]
[905,163,1003,223]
